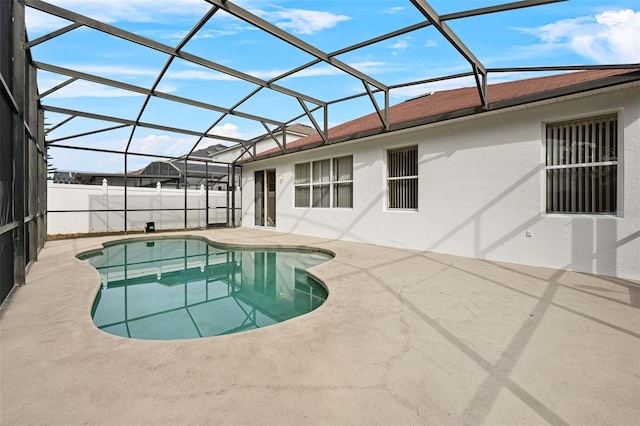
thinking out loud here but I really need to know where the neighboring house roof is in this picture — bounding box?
[170,161,229,176]
[179,144,229,160]
[243,122,317,145]
[206,123,318,161]
[253,69,640,160]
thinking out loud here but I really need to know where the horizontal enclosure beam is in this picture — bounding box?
[26,22,82,47]
[0,222,20,236]
[46,124,131,144]
[442,0,568,20]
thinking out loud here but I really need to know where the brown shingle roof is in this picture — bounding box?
[255,68,639,159]
[285,123,317,136]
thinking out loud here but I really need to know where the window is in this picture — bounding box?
[387,146,418,209]
[546,114,618,214]
[294,156,353,208]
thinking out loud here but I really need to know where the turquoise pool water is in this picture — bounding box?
[79,237,332,340]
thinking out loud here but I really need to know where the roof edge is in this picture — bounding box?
[242,70,640,163]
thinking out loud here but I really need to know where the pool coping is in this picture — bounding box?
[78,233,338,258]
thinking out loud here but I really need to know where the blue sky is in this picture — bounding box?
[25,0,640,173]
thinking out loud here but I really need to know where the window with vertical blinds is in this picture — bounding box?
[546,114,618,214]
[387,146,418,210]
[294,156,353,208]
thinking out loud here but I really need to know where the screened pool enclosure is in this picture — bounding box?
[2,0,637,304]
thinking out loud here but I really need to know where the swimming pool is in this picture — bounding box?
[79,237,332,340]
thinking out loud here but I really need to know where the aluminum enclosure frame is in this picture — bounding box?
[26,0,594,161]
[4,0,640,304]
[1,0,48,305]
[27,0,638,175]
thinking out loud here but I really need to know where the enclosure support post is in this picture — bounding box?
[205,161,209,227]
[12,0,26,286]
[39,108,47,249]
[226,164,230,227]
[184,158,188,230]
[124,153,128,233]
[231,164,236,228]
[28,63,41,263]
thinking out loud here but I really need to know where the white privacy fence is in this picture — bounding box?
[47,182,240,235]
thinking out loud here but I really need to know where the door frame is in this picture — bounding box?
[255,169,276,228]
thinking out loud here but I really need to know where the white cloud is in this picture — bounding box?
[277,65,340,79]
[138,28,241,43]
[258,7,351,35]
[127,134,195,156]
[389,39,409,55]
[155,83,178,93]
[246,64,340,80]
[165,69,239,81]
[25,8,72,33]
[382,7,405,15]
[274,61,388,80]
[390,40,410,51]
[518,9,640,63]
[425,40,438,48]
[349,61,388,74]
[135,134,172,152]
[212,123,242,139]
[164,137,198,156]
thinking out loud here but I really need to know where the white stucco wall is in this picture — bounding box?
[240,84,640,279]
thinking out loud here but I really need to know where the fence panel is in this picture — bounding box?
[47,183,235,234]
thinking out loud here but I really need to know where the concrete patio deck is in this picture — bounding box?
[1,228,639,425]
